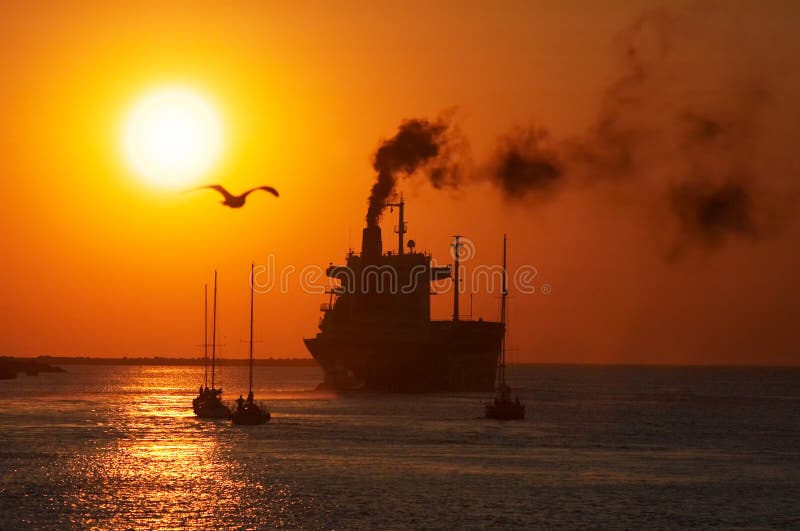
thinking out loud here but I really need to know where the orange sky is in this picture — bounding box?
[1,1,799,364]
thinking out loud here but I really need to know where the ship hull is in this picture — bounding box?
[305,321,503,392]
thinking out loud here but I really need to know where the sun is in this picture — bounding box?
[123,87,223,188]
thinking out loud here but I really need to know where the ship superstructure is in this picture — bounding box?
[304,199,503,392]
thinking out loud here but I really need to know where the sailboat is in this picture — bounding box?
[232,262,270,425]
[193,270,232,419]
[485,235,526,420]
[192,283,209,411]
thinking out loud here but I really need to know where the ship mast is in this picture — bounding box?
[249,262,254,395]
[452,235,463,321]
[211,269,217,389]
[387,193,406,255]
[204,283,208,388]
[498,234,508,388]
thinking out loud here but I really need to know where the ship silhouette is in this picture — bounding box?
[304,198,503,392]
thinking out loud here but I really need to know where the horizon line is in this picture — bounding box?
[2,355,798,369]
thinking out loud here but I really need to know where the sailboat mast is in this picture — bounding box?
[204,283,208,388]
[249,262,254,394]
[211,270,217,389]
[500,234,507,387]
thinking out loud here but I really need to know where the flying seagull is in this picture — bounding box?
[192,185,279,208]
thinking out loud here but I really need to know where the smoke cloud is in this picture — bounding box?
[365,6,795,257]
[488,126,564,200]
[366,116,463,227]
[670,179,757,248]
[480,5,793,255]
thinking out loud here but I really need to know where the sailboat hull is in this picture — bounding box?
[232,405,270,425]
[193,396,232,419]
[485,399,525,420]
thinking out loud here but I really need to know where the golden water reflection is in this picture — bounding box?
[61,372,298,529]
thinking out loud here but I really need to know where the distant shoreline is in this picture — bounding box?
[3,356,797,370]
[8,356,320,367]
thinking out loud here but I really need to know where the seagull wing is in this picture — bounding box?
[191,184,235,202]
[241,186,280,199]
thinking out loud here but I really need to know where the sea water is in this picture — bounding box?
[0,364,798,529]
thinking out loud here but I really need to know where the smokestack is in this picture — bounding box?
[361,226,382,261]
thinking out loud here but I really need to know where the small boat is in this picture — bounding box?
[485,235,525,420]
[194,270,232,419]
[232,262,270,425]
[194,387,231,419]
[485,383,525,420]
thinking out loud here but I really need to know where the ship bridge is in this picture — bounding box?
[321,198,450,327]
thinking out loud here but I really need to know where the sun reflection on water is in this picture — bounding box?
[55,370,302,529]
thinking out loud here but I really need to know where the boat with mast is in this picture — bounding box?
[193,270,232,419]
[192,283,209,406]
[485,235,525,420]
[232,262,270,425]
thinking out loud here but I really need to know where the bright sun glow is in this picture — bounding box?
[123,87,223,188]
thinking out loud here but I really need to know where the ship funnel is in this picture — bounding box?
[361,226,382,261]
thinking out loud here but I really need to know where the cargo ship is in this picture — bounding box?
[304,199,503,392]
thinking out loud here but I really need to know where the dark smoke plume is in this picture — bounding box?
[366,117,462,226]
[363,6,794,257]
[488,126,564,200]
[481,5,793,256]
[670,178,758,249]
